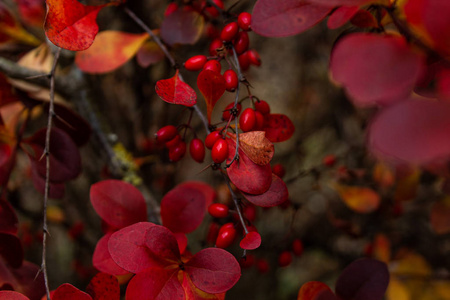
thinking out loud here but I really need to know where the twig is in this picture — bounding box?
[222,172,248,235]
[42,46,61,300]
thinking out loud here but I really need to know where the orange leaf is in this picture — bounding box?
[155,70,197,107]
[231,131,274,165]
[197,70,226,123]
[372,234,391,263]
[297,281,333,300]
[75,31,149,73]
[334,184,381,213]
[44,0,111,51]
[0,3,40,46]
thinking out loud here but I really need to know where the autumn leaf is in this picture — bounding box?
[333,184,381,213]
[233,131,274,166]
[156,70,197,107]
[197,70,226,123]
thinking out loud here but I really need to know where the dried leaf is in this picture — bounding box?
[234,131,274,165]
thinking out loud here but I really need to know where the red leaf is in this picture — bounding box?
[16,0,45,27]
[0,291,29,300]
[161,8,204,46]
[0,260,45,300]
[136,41,165,68]
[197,70,226,123]
[90,180,147,228]
[368,99,450,164]
[242,174,288,207]
[297,281,334,300]
[25,127,81,182]
[145,225,181,264]
[0,199,18,234]
[180,273,224,300]
[226,138,272,195]
[262,114,295,143]
[239,232,261,250]
[108,222,164,274]
[0,144,15,187]
[30,165,65,199]
[0,233,23,268]
[330,33,424,107]
[51,103,92,146]
[53,283,92,300]
[335,258,389,300]
[160,181,215,234]
[44,0,108,51]
[307,0,378,6]
[185,248,241,294]
[327,6,359,29]
[251,0,331,37]
[125,267,184,300]
[85,273,120,300]
[75,31,149,73]
[93,234,129,276]
[156,70,197,107]
[174,233,188,255]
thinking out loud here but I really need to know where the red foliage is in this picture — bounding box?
[156,70,197,107]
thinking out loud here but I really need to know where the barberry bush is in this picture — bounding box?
[1,0,450,299]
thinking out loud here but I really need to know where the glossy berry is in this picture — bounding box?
[216,223,236,248]
[272,163,286,178]
[211,138,229,164]
[247,49,261,66]
[239,108,256,132]
[164,2,178,16]
[209,38,224,56]
[292,239,304,256]
[184,55,207,71]
[278,251,293,267]
[222,102,242,121]
[205,131,221,149]
[234,31,249,54]
[155,125,178,142]
[208,203,229,218]
[256,259,270,273]
[189,138,205,163]
[203,60,222,73]
[238,52,250,71]
[220,22,239,42]
[238,12,252,31]
[165,134,181,149]
[169,141,186,162]
[223,69,239,92]
[254,100,270,115]
[254,111,265,130]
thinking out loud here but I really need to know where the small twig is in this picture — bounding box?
[222,172,248,235]
[42,46,61,300]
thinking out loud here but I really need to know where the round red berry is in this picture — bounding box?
[237,12,252,31]
[256,259,270,273]
[165,134,181,149]
[247,49,261,66]
[205,0,224,17]
[239,254,255,268]
[164,3,178,16]
[211,138,229,163]
[169,141,186,162]
[254,100,270,115]
[234,31,249,54]
[203,60,222,73]
[220,22,239,42]
[189,138,205,163]
[205,131,221,149]
[278,251,292,267]
[272,163,286,178]
[292,239,304,256]
[238,52,250,71]
[243,204,256,222]
[208,203,229,218]
[216,223,236,248]
[155,125,178,142]
[223,69,239,92]
[254,111,265,130]
[184,55,207,71]
[209,38,224,56]
[206,222,220,244]
[239,108,256,132]
[222,102,242,121]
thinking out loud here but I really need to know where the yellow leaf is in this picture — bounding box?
[334,184,381,213]
[387,278,411,300]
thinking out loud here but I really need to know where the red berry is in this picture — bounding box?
[254,111,264,130]
[206,222,220,244]
[211,138,229,164]
[238,52,250,71]
[205,0,224,17]
[223,69,239,92]
[254,100,270,115]
[247,49,261,66]
[165,134,181,149]
[156,125,178,142]
[238,12,252,31]
[203,60,222,73]
[189,138,205,163]
[278,251,292,267]
[220,22,239,42]
[272,163,286,178]
[169,141,186,162]
[205,131,221,149]
[216,223,236,248]
[164,2,178,16]
[209,38,224,56]
[322,154,336,167]
[208,203,229,218]
[256,259,270,273]
[292,239,303,256]
[239,108,256,132]
[233,31,249,54]
[243,204,256,222]
[222,102,242,121]
[185,55,207,71]
[239,254,255,268]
